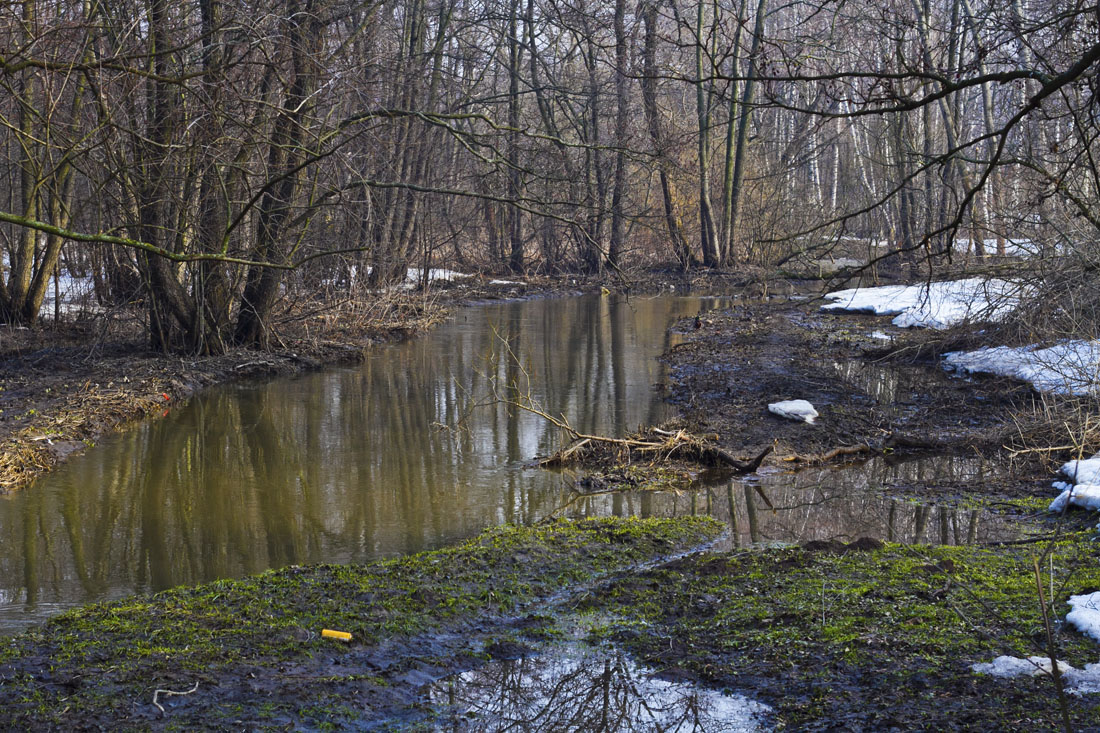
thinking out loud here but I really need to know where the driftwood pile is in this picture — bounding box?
[539,427,772,473]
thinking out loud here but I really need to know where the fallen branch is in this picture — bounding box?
[540,429,772,472]
[781,443,871,464]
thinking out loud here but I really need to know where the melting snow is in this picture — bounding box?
[822,278,1020,329]
[1050,484,1100,512]
[1060,457,1100,486]
[972,641,1100,696]
[972,655,1074,679]
[1048,454,1100,514]
[1068,593,1100,644]
[943,341,1100,396]
[973,548,1100,694]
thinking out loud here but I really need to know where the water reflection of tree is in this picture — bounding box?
[432,647,761,732]
[553,455,1016,548]
[2,296,714,628]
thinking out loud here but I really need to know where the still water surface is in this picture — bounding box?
[0,295,721,632]
[0,294,1017,634]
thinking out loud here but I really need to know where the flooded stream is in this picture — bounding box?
[0,295,1018,633]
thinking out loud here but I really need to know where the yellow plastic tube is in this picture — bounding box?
[321,628,352,642]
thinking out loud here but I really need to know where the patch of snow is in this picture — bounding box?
[869,331,891,340]
[1049,485,1100,512]
[952,237,1040,258]
[943,341,1100,396]
[404,268,471,285]
[972,594,1100,695]
[1061,456,1100,485]
[488,279,523,286]
[768,399,818,424]
[971,655,1100,696]
[971,655,1073,678]
[822,278,1020,329]
[1068,592,1100,644]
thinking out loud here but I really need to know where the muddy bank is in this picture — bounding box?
[0,297,451,492]
[662,298,1045,470]
[0,517,723,730]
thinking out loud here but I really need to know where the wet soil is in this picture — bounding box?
[579,536,1100,731]
[661,297,1050,484]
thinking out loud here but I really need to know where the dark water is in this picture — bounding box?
[0,295,1018,634]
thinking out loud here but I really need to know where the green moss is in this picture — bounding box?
[581,538,1100,728]
[0,516,722,728]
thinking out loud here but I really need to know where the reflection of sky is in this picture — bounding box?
[0,295,722,633]
[430,642,770,732]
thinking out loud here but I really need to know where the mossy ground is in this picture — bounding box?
[577,534,1100,730]
[4,510,1099,730]
[0,516,722,730]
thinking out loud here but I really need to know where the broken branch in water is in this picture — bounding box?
[780,443,871,464]
[539,427,773,472]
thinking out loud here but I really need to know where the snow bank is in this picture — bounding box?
[822,278,1019,329]
[943,341,1100,396]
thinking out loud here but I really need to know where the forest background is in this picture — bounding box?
[0,0,1097,354]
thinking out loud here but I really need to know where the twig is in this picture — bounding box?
[152,681,199,715]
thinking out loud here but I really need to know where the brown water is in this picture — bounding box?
[0,295,1018,634]
[0,295,721,632]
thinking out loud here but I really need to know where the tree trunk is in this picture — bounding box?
[642,2,691,268]
[608,0,629,270]
[725,0,768,263]
[234,0,321,348]
[695,0,721,266]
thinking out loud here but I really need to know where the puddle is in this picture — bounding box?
[830,359,902,404]
[428,642,771,731]
[550,455,1021,547]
